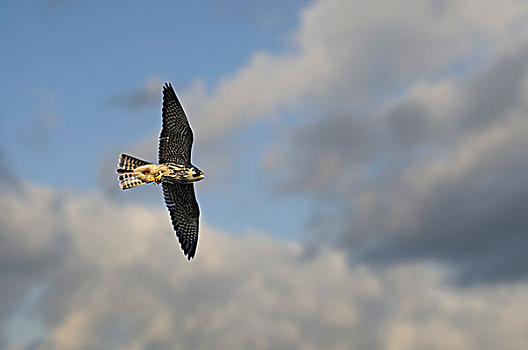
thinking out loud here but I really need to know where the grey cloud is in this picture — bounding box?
[118,0,528,287]
[276,44,528,285]
[114,0,528,287]
[0,187,69,346]
[105,77,164,110]
[182,0,528,142]
[1,183,528,348]
[386,103,432,152]
[460,49,528,131]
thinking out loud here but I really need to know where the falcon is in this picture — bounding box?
[116,83,204,260]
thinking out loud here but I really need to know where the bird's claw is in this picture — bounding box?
[147,173,162,185]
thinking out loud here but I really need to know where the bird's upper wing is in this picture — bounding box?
[158,83,194,164]
[162,183,200,259]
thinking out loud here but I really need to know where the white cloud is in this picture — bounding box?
[180,0,528,141]
[110,0,528,285]
[1,182,528,348]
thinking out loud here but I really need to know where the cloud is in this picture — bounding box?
[213,0,310,32]
[118,0,528,198]
[1,182,528,348]
[179,0,528,142]
[4,0,527,346]
[105,77,165,110]
[273,43,528,285]
[111,0,528,285]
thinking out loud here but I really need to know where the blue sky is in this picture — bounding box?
[0,0,312,239]
[1,0,528,348]
[0,0,304,186]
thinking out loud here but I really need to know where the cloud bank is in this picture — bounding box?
[109,0,528,285]
[152,0,528,285]
[1,182,528,349]
[277,46,528,285]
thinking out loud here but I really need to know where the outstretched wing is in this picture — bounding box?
[162,183,200,259]
[158,83,194,164]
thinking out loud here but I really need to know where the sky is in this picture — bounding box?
[1,0,528,348]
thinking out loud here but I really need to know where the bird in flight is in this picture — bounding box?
[116,83,204,260]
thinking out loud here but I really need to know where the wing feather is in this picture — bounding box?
[158,83,194,164]
[162,183,200,259]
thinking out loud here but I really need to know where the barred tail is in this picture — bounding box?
[117,154,151,172]
[118,173,146,190]
[116,154,152,190]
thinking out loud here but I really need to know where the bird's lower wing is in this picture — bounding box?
[162,183,200,259]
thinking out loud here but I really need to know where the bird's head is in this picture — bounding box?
[189,166,205,182]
